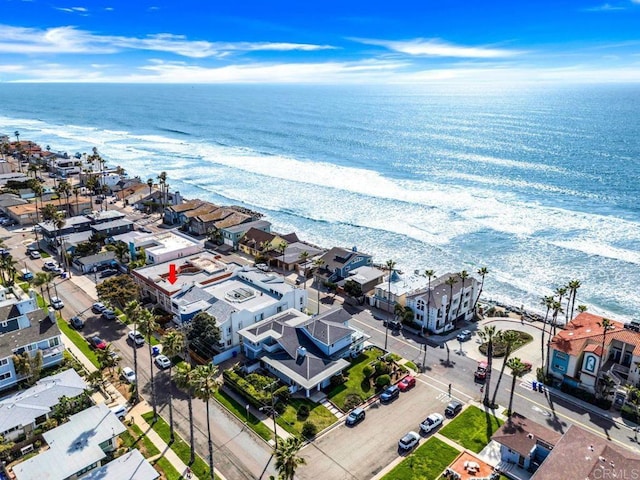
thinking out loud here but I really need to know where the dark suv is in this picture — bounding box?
[445,400,463,417]
[380,385,400,403]
[345,407,366,426]
[383,319,402,331]
[624,321,640,332]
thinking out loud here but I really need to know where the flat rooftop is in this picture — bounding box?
[140,231,202,256]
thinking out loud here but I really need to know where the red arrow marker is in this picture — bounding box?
[168,264,178,284]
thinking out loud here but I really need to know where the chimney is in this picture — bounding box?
[48,308,56,324]
[296,346,307,359]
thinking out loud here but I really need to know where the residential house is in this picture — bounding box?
[270,240,324,273]
[131,230,203,264]
[179,202,219,228]
[239,307,369,397]
[0,193,28,214]
[0,172,29,187]
[80,449,159,480]
[530,424,640,480]
[371,270,427,314]
[11,403,127,480]
[219,219,271,250]
[340,265,386,296]
[189,207,236,236]
[7,196,92,225]
[0,292,65,391]
[171,266,308,355]
[237,227,299,259]
[74,251,117,274]
[86,210,126,224]
[548,312,640,394]
[39,216,93,249]
[163,200,208,225]
[491,413,562,475]
[315,246,373,283]
[404,272,479,333]
[90,218,134,237]
[0,369,88,441]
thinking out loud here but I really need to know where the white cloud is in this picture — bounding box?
[0,24,335,57]
[354,37,522,58]
[55,6,89,14]
[583,3,626,11]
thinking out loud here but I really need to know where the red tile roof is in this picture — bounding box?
[550,312,640,356]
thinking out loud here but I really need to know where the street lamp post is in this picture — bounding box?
[422,343,427,373]
[245,404,250,425]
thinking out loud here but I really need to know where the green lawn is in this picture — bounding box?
[142,412,213,480]
[56,317,100,368]
[479,330,534,357]
[328,347,383,411]
[382,437,460,480]
[214,389,273,442]
[277,398,336,438]
[404,361,417,371]
[439,406,504,453]
[153,457,183,480]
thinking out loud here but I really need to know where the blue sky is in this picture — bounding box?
[1,0,640,83]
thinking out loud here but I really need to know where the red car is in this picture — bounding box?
[89,336,107,350]
[398,375,416,391]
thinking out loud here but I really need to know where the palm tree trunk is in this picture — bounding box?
[132,322,139,403]
[491,348,512,407]
[168,366,175,442]
[206,399,214,480]
[508,372,518,415]
[148,341,157,421]
[483,342,493,406]
[188,390,195,464]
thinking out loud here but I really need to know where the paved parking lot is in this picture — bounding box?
[298,378,464,480]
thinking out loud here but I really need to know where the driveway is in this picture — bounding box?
[297,378,460,480]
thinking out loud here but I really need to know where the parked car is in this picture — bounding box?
[624,320,640,332]
[154,354,171,370]
[419,413,444,433]
[398,431,420,451]
[69,316,84,330]
[91,302,107,314]
[345,407,366,426]
[255,263,269,272]
[88,336,107,350]
[127,330,145,346]
[398,375,416,392]
[111,403,129,420]
[474,361,488,381]
[138,226,152,234]
[43,260,58,271]
[50,296,64,310]
[100,268,118,278]
[122,367,136,384]
[445,400,463,417]
[383,319,402,331]
[457,329,473,342]
[380,385,400,403]
[28,250,41,259]
[102,309,117,320]
[20,268,34,281]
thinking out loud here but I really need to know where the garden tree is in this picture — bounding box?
[96,344,118,375]
[422,269,436,334]
[0,435,15,462]
[11,351,43,386]
[491,330,521,407]
[577,304,588,314]
[105,241,129,263]
[0,254,17,286]
[343,279,362,299]
[627,386,640,442]
[539,295,554,375]
[73,241,101,259]
[566,279,582,322]
[478,325,499,407]
[187,311,221,358]
[456,270,469,318]
[175,362,198,464]
[274,436,306,480]
[298,250,310,287]
[445,275,458,327]
[506,358,529,415]
[86,370,105,389]
[277,240,288,274]
[472,266,489,312]
[124,301,142,403]
[598,374,616,401]
[207,228,223,246]
[41,202,60,223]
[138,309,159,421]
[161,328,185,442]
[33,271,55,304]
[96,274,140,311]
[193,364,219,480]
[312,257,325,315]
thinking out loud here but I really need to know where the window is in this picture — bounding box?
[227,327,232,335]
[0,358,8,366]
[48,338,60,348]
[226,340,232,346]
[0,372,12,381]
[0,321,6,328]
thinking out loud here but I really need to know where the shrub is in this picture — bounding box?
[297,404,310,420]
[302,421,318,438]
[362,365,374,378]
[374,361,390,376]
[275,386,291,404]
[344,394,363,410]
[375,374,391,388]
[621,405,640,423]
[330,374,346,387]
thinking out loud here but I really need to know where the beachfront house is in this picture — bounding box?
[237,228,300,260]
[0,290,65,391]
[218,219,271,250]
[130,230,204,264]
[238,307,368,397]
[314,246,373,283]
[404,272,479,333]
[548,312,640,397]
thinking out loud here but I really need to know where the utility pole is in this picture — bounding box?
[262,380,279,448]
[422,343,427,373]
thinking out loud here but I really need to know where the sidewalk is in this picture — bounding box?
[60,331,98,373]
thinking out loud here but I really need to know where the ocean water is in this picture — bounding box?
[0,83,638,321]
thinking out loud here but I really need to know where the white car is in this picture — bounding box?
[122,367,136,384]
[28,250,41,259]
[127,330,145,346]
[255,263,269,272]
[154,354,171,369]
[92,302,107,314]
[50,296,64,310]
[111,403,129,420]
[419,413,444,433]
[398,431,420,451]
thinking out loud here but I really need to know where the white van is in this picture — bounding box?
[110,403,129,420]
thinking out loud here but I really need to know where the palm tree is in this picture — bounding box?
[124,301,141,403]
[627,386,640,443]
[106,242,129,264]
[72,186,80,216]
[472,267,489,312]
[506,357,528,415]
[298,251,310,288]
[577,304,587,314]
[539,295,554,374]
[33,271,55,305]
[161,329,185,442]
[85,176,98,207]
[491,330,520,407]
[146,178,153,195]
[175,362,198,464]
[312,258,325,315]
[596,318,613,381]
[566,279,582,322]
[384,259,396,350]
[274,436,307,480]
[157,171,167,211]
[544,299,564,377]
[277,241,288,274]
[479,325,499,407]
[14,130,19,144]
[423,269,435,334]
[444,275,458,328]
[32,182,44,240]
[138,309,159,421]
[193,364,219,480]
[96,344,118,375]
[457,270,469,318]
[555,286,568,326]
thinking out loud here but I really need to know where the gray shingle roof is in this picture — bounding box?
[79,449,159,480]
[0,310,60,359]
